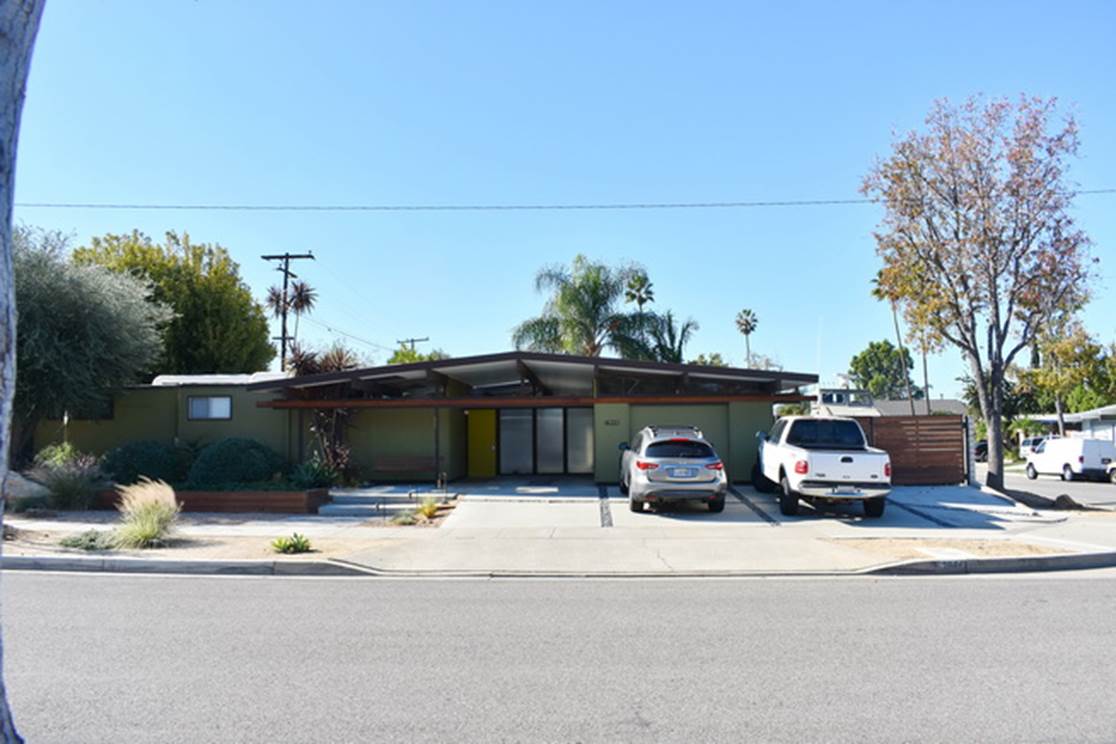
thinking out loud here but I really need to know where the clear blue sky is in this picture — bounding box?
[13,1,1116,396]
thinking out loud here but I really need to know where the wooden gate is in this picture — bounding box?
[855,416,966,485]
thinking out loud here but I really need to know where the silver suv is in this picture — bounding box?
[619,425,728,513]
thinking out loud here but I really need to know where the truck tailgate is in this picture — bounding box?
[808,450,886,483]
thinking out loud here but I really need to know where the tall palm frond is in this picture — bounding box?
[735,308,758,366]
[266,285,286,319]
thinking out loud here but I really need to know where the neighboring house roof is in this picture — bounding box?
[245,350,818,397]
[150,371,290,387]
[1033,403,1116,424]
[874,398,968,417]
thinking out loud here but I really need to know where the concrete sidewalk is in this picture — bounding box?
[6,484,1115,576]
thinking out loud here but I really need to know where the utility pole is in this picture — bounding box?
[396,336,429,353]
[262,252,315,370]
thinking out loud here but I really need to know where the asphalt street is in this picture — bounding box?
[3,571,1116,743]
[977,463,1116,508]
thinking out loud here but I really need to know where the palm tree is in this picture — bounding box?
[648,311,699,363]
[288,280,317,342]
[871,271,916,415]
[735,309,758,367]
[624,273,655,313]
[512,255,646,357]
[265,285,286,319]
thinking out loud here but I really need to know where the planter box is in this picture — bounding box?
[94,488,331,515]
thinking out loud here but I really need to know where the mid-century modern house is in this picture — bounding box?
[34,351,816,484]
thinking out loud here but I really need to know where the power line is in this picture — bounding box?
[15,189,1116,212]
[302,316,396,353]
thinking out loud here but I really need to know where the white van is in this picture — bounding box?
[1026,438,1116,481]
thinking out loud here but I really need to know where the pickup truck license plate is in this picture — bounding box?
[832,485,858,495]
[671,468,695,478]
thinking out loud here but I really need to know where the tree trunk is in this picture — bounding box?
[1054,395,1066,437]
[890,304,915,415]
[745,335,751,367]
[921,344,931,415]
[967,353,1005,491]
[1,2,47,741]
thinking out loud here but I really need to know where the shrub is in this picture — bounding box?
[33,442,80,468]
[31,454,104,510]
[186,438,284,487]
[102,440,185,485]
[115,478,181,549]
[290,455,340,489]
[7,494,50,513]
[60,529,117,551]
[390,511,417,526]
[271,532,313,554]
[416,497,439,519]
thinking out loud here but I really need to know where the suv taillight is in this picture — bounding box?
[705,461,724,470]
[884,462,892,478]
[636,461,659,470]
[794,460,809,475]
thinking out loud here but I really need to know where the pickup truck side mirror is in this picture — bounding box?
[617,442,630,452]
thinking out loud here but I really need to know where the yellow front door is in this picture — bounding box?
[467,409,497,478]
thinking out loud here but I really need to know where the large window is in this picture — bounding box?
[187,396,232,420]
[785,419,866,449]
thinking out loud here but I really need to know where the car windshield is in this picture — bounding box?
[645,440,715,459]
[785,419,866,449]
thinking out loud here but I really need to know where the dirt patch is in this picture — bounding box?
[826,537,1071,562]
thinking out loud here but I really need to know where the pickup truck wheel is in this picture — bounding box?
[1025,464,1038,480]
[1109,469,1116,484]
[1062,465,1075,482]
[708,495,725,513]
[863,497,886,518]
[778,475,799,516]
[752,462,774,493]
[629,497,644,513]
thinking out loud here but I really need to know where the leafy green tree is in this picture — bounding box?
[643,311,699,363]
[512,255,646,357]
[73,230,275,375]
[690,352,728,367]
[387,345,450,364]
[864,96,1093,489]
[848,340,918,400]
[1018,325,1102,435]
[11,226,171,462]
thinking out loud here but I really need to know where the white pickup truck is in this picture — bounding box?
[753,416,892,517]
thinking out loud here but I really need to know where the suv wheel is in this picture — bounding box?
[1062,464,1075,482]
[863,497,886,518]
[778,474,799,516]
[708,495,725,513]
[629,496,644,513]
[1025,464,1038,480]
[1109,469,1116,484]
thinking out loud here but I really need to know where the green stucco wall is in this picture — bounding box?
[33,386,294,462]
[592,401,774,483]
[33,387,178,456]
[593,403,630,482]
[175,386,291,456]
[345,407,466,482]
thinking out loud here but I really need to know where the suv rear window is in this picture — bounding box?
[785,420,866,449]
[645,440,715,459]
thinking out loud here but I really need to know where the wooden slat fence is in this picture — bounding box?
[855,416,967,485]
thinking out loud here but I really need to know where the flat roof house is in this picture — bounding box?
[35,352,816,484]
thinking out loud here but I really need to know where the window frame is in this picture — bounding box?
[186,395,233,421]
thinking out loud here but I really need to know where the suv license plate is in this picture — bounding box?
[671,468,695,478]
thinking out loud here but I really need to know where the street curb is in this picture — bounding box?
[870,550,1116,575]
[1,555,368,576]
[6,549,1116,579]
